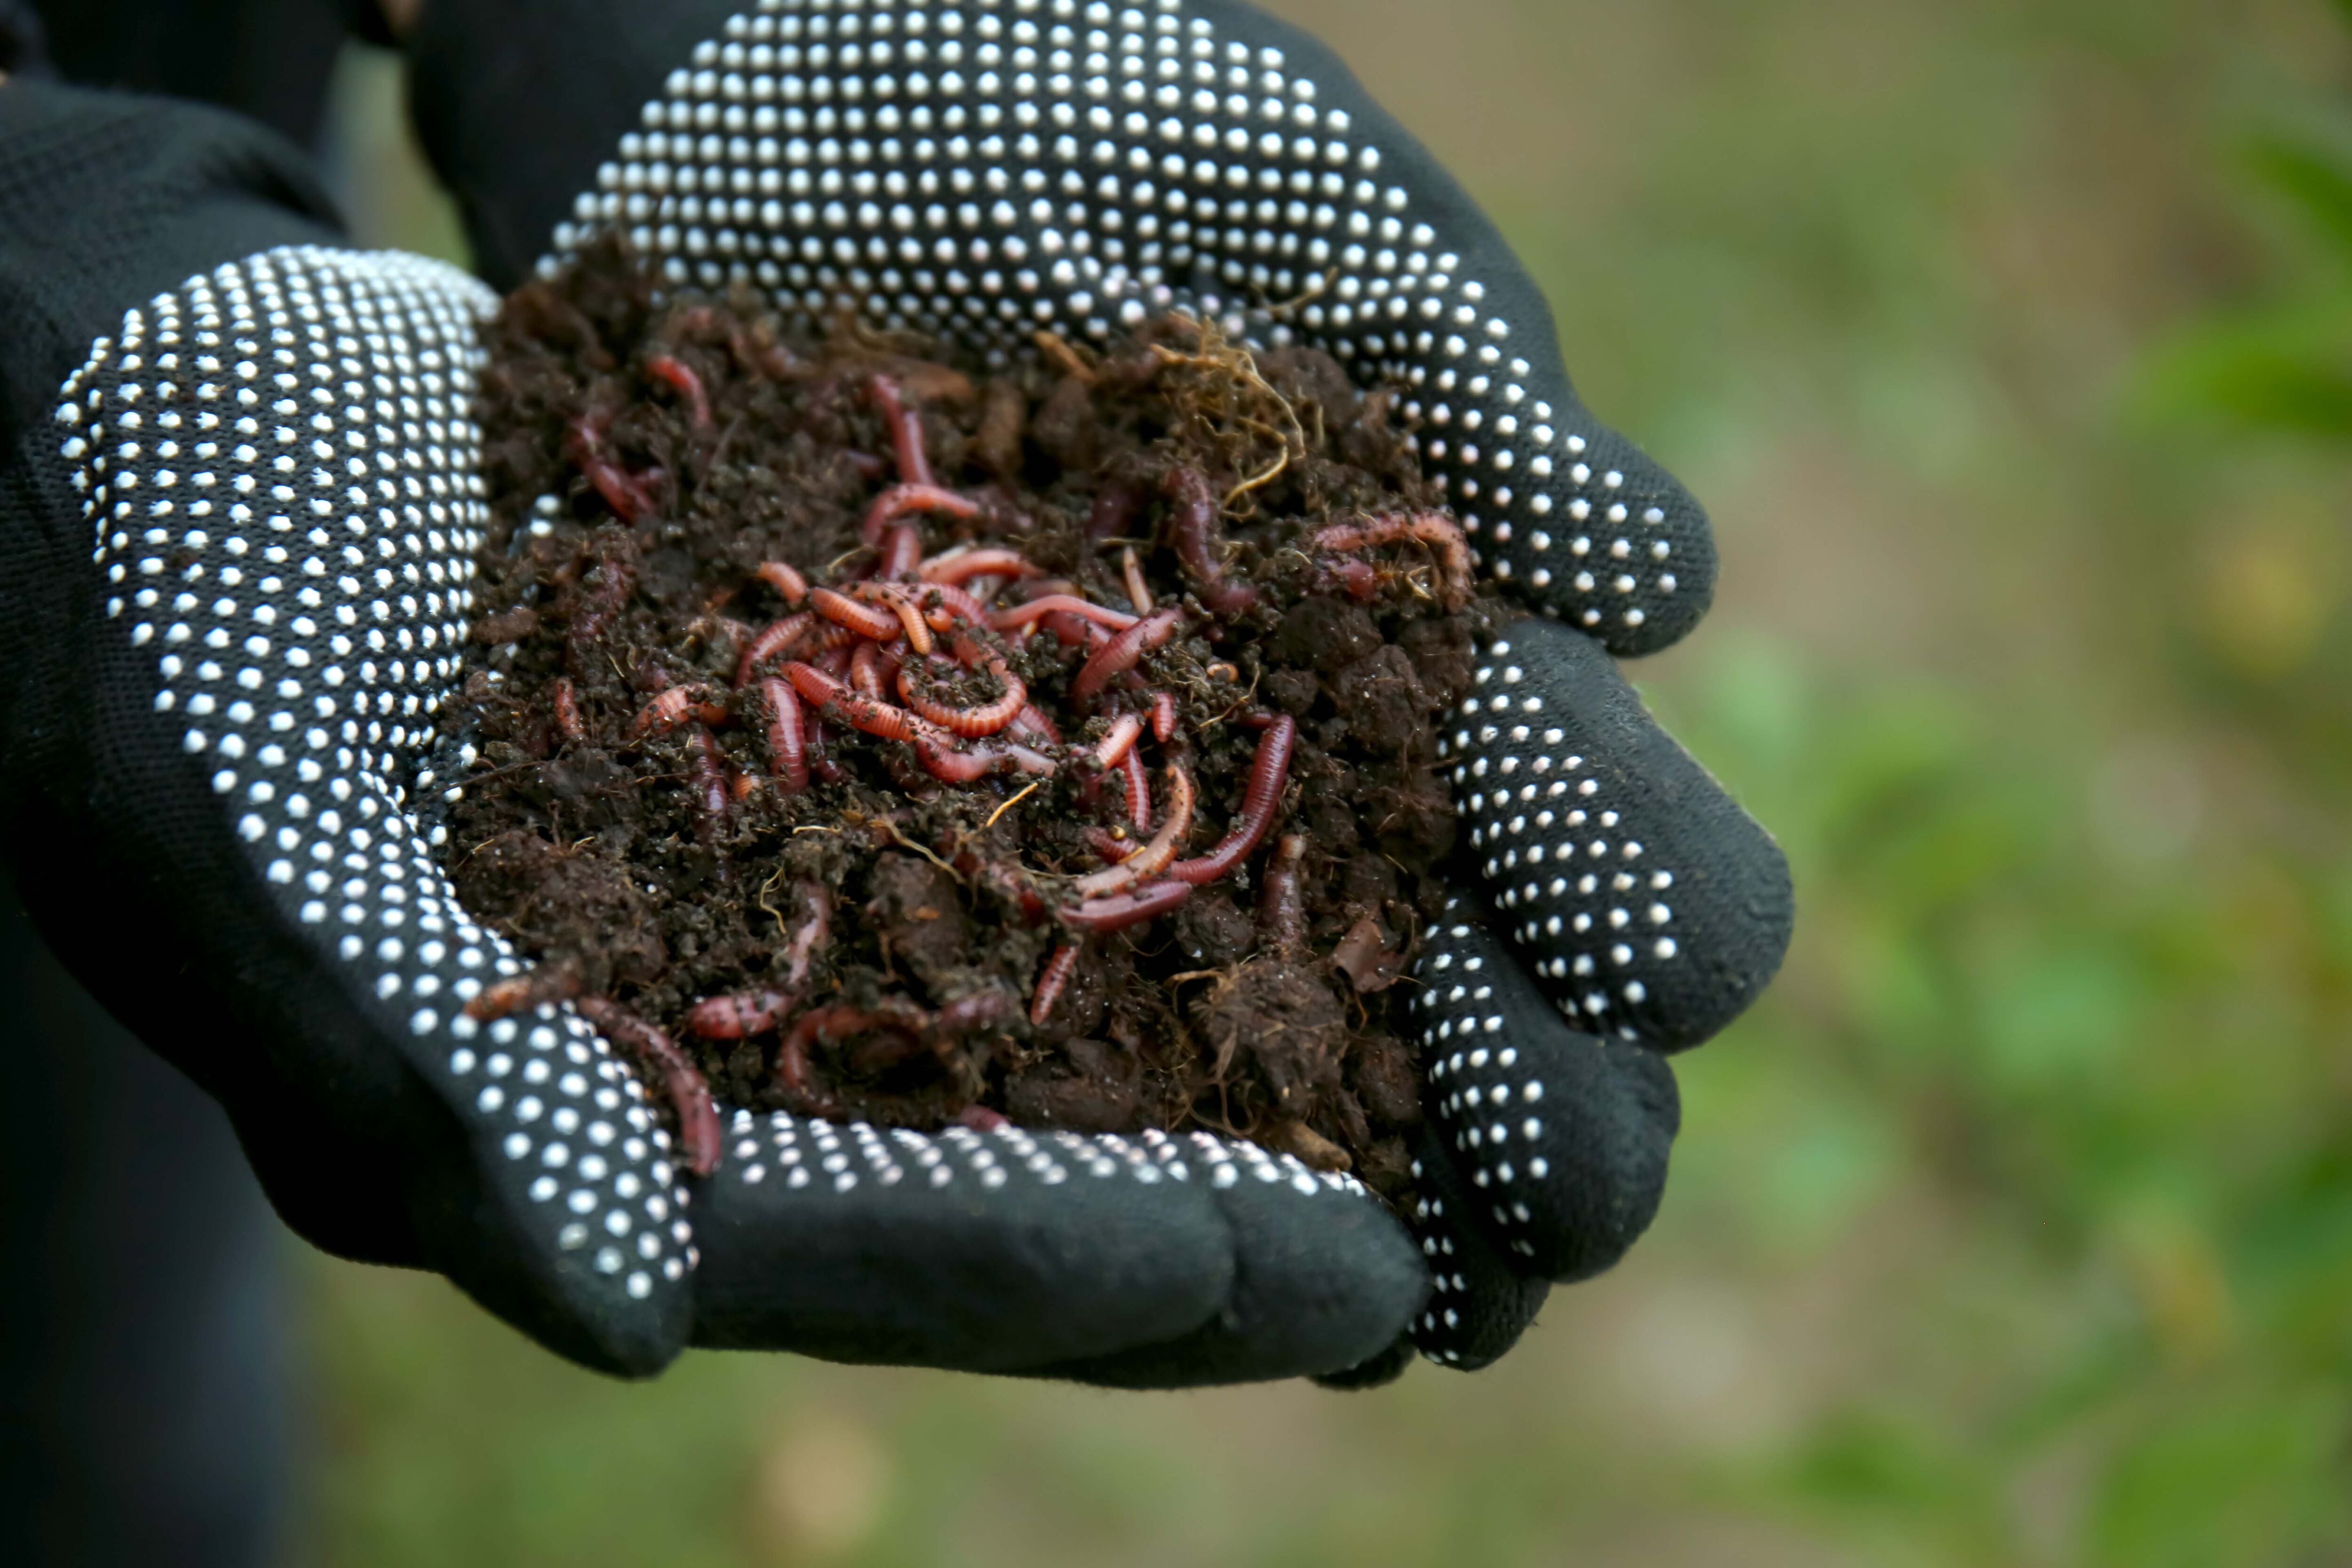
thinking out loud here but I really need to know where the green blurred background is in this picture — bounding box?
[302,1,2352,1562]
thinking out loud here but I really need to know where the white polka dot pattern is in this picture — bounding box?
[55,246,695,1315]
[722,1109,1367,1198]
[1438,635,1684,1046]
[547,0,1707,652]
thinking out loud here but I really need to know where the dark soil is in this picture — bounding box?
[445,239,1498,1200]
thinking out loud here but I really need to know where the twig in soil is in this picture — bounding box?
[983,778,1044,832]
[1033,329,1096,382]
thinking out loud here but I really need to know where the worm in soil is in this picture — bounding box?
[575,996,723,1178]
[644,354,712,430]
[757,677,810,792]
[1161,465,1261,618]
[1063,879,1193,934]
[1030,944,1081,1025]
[1308,511,1474,610]
[1072,607,1183,703]
[1167,713,1295,885]
[1071,762,1196,897]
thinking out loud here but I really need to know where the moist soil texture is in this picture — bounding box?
[446,239,1500,1200]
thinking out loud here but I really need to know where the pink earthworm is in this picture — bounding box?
[1072,607,1183,703]
[1071,762,1196,897]
[987,595,1140,634]
[1161,465,1260,618]
[1308,511,1473,610]
[1062,880,1192,934]
[576,996,723,1178]
[859,482,982,546]
[758,676,810,792]
[1030,944,1081,1026]
[1167,713,1295,886]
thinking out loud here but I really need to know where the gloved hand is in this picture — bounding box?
[0,0,1791,1387]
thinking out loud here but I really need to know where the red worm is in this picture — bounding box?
[868,374,933,487]
[847,582,936,654]
[687,727,731,837]
[784,882,831,987]
[758,677,810,792]
[1011,704,1062,745]
[1082,476,1141,543]
[1162,465,1261,618]
[1118,745,1151,832]
[931,991,1015,1037]
[910,581,991,631]
[913,735,1058,783]
[645,354,712,430]
[1072,607,1183,703]
[848,639,908,702]
[463,962,582,1022]
[1259,832,1310,952]
[566,414,661,524]
[987,595,1139,634]
[1072,762,1196,896]
[921,547,1041,585]
[1083,827,1135,863]
[859,482,981,545]
[1322,557,1381,601]
[1147,690,1178,743]
[776,1004,924,1097]
[576,997,723,1178]
[1168,713,1295,886]
[957,1104,1011,1132]
[1040,610,1111,650]
[756,560,810,605]
[1030,944,1081,1026]
[1092,713,1144,769]
[1121,545,1153,614]
[899,640,1027,737]
[551,677,585,743]
[880,524,925,581]
[1063,879,1192,934]
[685,987,796,1039]
[566,549,636,672]
[786,660,930,744]
[1309,511,1474,610]
[629,684,729,741]
[843,448,890,481]
[810,586,904,642]
[737,612,818,685]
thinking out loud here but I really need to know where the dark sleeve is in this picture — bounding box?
[406,0,736,289]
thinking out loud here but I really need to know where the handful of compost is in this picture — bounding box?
[449,245,1496,1204]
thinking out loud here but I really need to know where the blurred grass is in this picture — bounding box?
[305,2,2352,1563]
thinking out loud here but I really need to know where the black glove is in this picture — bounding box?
[0,0,1790,1388]
[406,0,1792,1373]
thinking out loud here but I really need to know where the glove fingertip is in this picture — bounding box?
[1414,916,1680,1284]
